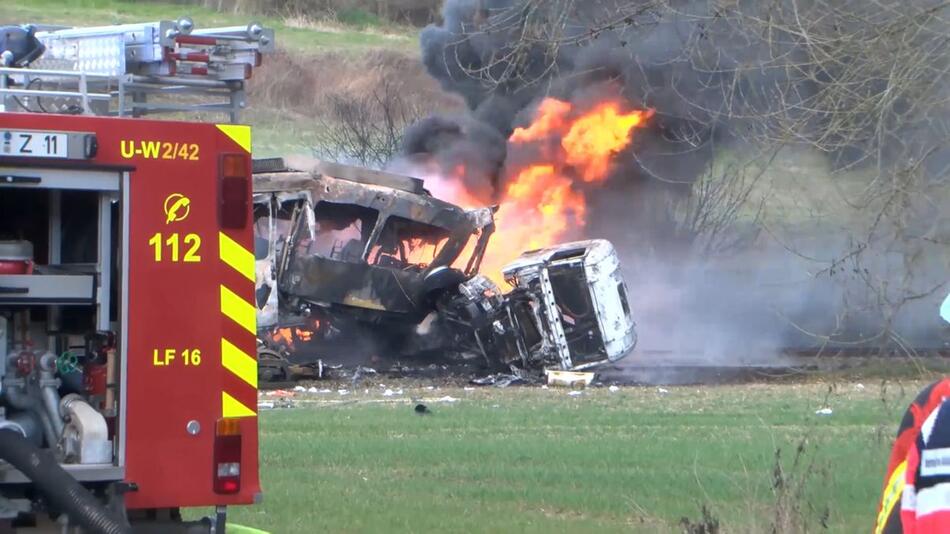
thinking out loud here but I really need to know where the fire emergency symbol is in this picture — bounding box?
[163,193,191,224]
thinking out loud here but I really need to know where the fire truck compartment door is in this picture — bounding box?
[0,166,119,191]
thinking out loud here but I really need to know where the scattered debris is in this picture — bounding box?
[495,374,527,388]
[657,387,670,395]
[307,386,319,393]
[463,387,475,391]
[470,375,497,386]
[608,385,620,392]
[265,390,295,398]
[350,366,378,386]
[436,396,459,403]
[568,390,583,397]
[815,407,833,416]
[338,389,349,396]
[258,398,295,410]
[293,385,306,392]
[470,369,532,388]
[415,403,430,415]
[855,383,866,391]
[546,369,595,388]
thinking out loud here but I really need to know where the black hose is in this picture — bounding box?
[33,407,58,449]
[2,386,58,447]
[0,429,129,534]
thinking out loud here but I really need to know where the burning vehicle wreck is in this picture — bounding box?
[251,158,636,380]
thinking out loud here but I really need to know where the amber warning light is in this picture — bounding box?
[213,418,242,494]
[219,153,249,229]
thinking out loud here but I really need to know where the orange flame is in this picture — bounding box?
[419,96,651,284]
[509,98,572,143]
[497,164,585,247]
[562,102,652,182]
[272,327,294,347]
[295,328,313,342]
[473,98,651,283]
[271,321,321,349]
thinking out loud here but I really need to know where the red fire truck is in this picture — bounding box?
[0,18,269,532]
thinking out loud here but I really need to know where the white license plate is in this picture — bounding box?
[2,131,69,158]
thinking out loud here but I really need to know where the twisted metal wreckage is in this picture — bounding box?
[251,158,637,381]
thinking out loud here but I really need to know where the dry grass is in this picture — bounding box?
[246,47,465,156]
[280,12,413,38]
[250,48,462,117]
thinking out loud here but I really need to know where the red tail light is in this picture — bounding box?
[213,418,242,494]
[219,153,249,229]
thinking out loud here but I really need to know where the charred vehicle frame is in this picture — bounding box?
[251,159,637,378]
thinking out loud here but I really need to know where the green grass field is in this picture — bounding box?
[0,0,416,54]
[202,380,925,533]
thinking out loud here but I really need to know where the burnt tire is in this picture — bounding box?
[257,348,288,382]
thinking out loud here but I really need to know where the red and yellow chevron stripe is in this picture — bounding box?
[218,230,258,417]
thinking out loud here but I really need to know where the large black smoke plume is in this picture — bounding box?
[396,0,950,358]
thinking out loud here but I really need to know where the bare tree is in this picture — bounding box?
[672,146,777,258]
[429,0,949,349]
[314,78,427,168]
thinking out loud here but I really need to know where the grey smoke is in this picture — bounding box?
[397,0,950,356]
[409,0,793,243]
[399,114,506,201]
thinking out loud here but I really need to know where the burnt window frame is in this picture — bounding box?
[367,215,453,271]
[297,200,381,263]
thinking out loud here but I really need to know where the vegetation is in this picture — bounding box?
[0,0,416,54]
[415,0,949,352]
[146,0,441,27]
[193,380,930,533]
[0,0,453,159]
[2,3,945,532]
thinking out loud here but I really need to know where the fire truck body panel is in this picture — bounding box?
[0,112,260,509]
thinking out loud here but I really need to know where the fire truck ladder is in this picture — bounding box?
[0,18,274,123]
